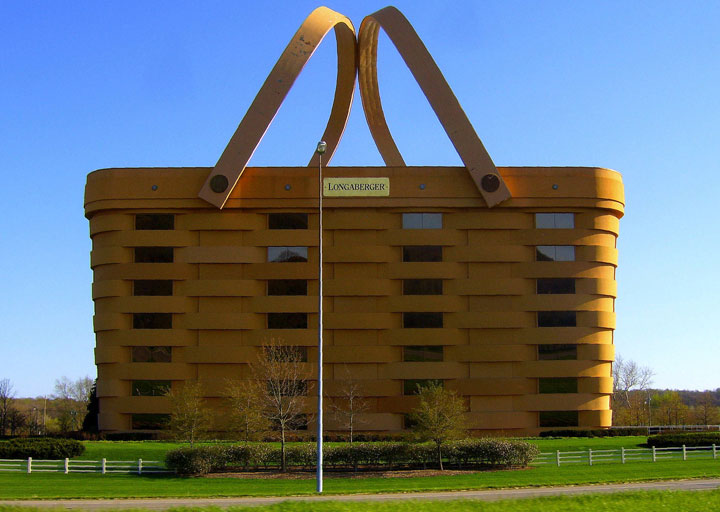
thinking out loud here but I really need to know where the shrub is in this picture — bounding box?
[165,445,229,475]
[0,438,85,459]
[647,432,720,448]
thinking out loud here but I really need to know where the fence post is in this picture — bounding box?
[588,448,593,466]
[64,458,69,474]
[27,457,32,474]
[556,450,561,466]
[102,458,107,474]
[138,459,143,475]
[683,445,687,461]
[713,445,717,460]
[652,446,656,462]
[621,447,625,464]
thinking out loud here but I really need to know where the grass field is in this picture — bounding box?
[2,490,720,511]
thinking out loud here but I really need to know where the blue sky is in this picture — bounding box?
[1,1,718,397]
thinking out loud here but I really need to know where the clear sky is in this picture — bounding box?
[1,1,718,397]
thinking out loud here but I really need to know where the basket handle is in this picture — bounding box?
[199,7,357,209]
[358,7,511,207]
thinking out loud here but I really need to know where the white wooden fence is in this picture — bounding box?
[533,445,720,466]
[0,458,169,474]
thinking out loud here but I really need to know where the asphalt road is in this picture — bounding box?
[2,478,720,510]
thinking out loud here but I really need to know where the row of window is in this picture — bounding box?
[134,212,575,231]
[131,311,578,329]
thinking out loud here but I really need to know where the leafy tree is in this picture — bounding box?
[408,382,466,470]
[82,380,100,433]
[225,378,269,443]
[166,380,212,447]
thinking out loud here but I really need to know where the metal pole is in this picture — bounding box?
[316,141,326,493]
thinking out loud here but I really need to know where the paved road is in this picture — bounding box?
[3,479,720,510]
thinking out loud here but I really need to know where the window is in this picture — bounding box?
[268,380,308,397]
[265,345,308,362]
[133,313,172,329]
[268,213,308,230]
[535,213,574,229]
[539,377,578,394]
[403,246,442,262]
[268,279,307,296]
[537,311,576,327]
[131,413,170,430]
[268,247,308,262]
[135,214,174,230]
[404,346,443,362]
[131,380,171,397]
[538,344,577,361]
[535,246,575,262]
[403,279,442,295]
[539,411,579,428]
[133,280,173,296]
[134,247,173,263]
[267,313,308,329]
[132,346,172,363]
[403,414,418,429]
[402,213,442,229]
[536,278,575,294]
[403,312,443,328]
[403,379,443,395]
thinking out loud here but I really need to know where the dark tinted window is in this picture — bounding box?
[403,246,442,262]
[403,279,442,295]
[135,247,173,263]
[536,246,575,262]
[537,278,575,294]
[403,312,443,328]
[539,377,578,394]
[268,247,308,262]
[404,346,443,362]
[539,411,579,428]
[403,379,443,395]
[132,346,172,363]
[268,380,308,397]
[131,413,170,430]
[269,213,308,230]
[135,214,174,230]
[402,213,442,229]
[265,345,308,362]
[268,279,307,296]
[538,344,577,361]
[535,213,574,229]
[537,311,576,327]
[267,313,308,329]
[133,280,173,296]
[132,380,171,396]
[133,313,172,329]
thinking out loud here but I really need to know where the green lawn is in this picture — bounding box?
[2,459,720,499]
[2,490,720,511]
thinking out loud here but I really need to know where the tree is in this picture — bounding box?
[225,378,269,443]
[0,379,15,436]
[612,356,654,425]
[252,340,308,472]
[693,391,720,425]
[53,376,94,432]
[166,380,212,447]
[329,366,368,443]
[82,380,100,433]
[408,382,467,470]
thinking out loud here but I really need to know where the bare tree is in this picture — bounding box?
[694,391,720,426]
[166,380,212,447]
[329,367,368,443]
[612,356,654,425]
[0,379,15,436]
[252,340,308,472]
[408,382,467,471]
[53,376,93,432]
[225,378,269,443]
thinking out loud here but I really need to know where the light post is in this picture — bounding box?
[315,140,327,493]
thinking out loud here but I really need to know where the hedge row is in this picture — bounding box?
[539,428,648,438]
[165,439,539,475]
[0,438,85,459]
[647,432,720,448]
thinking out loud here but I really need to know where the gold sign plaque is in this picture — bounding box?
[323,177,390,196]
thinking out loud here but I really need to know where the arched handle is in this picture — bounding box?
[199,7,357,209]
[358,7,511,207]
